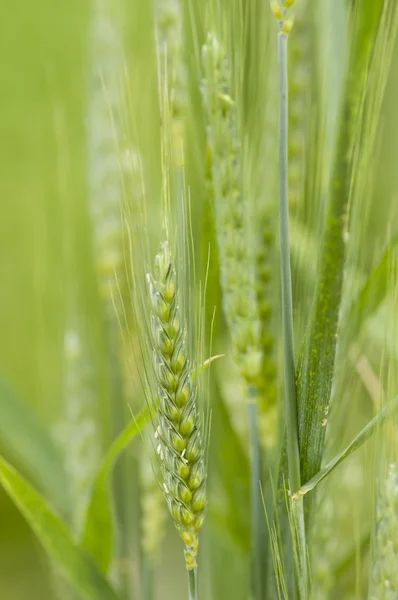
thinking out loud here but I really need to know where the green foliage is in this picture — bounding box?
[0,379,70,517]
[296,395,398,498]
[82,408,149,573]
[1,0,398,599]
[0,457,120,600]
[295,0,397,490]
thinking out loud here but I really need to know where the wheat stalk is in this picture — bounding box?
[271,2,308,597]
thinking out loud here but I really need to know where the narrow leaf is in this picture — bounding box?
[296,1,394,488]
[0,378,70,516]
[0,456,120,600]
[81,407,149,573]
[294,396,398,498]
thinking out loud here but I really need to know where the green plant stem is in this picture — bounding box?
[248,400,263,600]
[106,316,129,595]
[277,30,307,599]
[188,568,198,600]
[142,556,155,600]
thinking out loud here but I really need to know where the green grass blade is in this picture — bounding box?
[0,456,120,600]
[294,396,398,498]
[248,402,264,600]
[296,0,390,489]
[82,407,149,573]
[0,378,71,516]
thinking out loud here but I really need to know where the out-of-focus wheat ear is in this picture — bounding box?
[368,464,398,599]
[255,210,279,450]
[201,32,266,600]
[54,328,101,537]
[155,0,187,165]
[249,5,280,453]
[87,1,132,593]
[201,34,263,396]
[146,241,206,598]
[88,0,126,315]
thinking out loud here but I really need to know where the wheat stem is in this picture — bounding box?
[277,29,307,598]
[248,401,263,600]
[188,567,198,600]
[142,556,155,600]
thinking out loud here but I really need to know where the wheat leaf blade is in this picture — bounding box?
[295,396,398,498]
[0,378,71,516]
[296,0,394,488]
[82,407,149,573]
[0,456,120,600]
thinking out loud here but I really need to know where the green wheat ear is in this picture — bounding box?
[369,464,398,599]
[201,33,263,393]
[146,241,206,571]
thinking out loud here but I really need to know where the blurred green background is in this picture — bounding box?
[1,1,398,598]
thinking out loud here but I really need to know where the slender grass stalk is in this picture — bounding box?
[188,567,198,600]
[274,3,307,596]
[248,402,263,600]
[142,556,155,600]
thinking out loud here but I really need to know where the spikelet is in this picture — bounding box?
[369,464,398,599]
[271,0,296,32]
[201,34,263,398]
[146,241,206,570]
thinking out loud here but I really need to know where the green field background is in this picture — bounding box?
[0,1,397,598]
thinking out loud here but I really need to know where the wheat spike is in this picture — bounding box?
[147,241,206,570]
[201,33,263,396]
